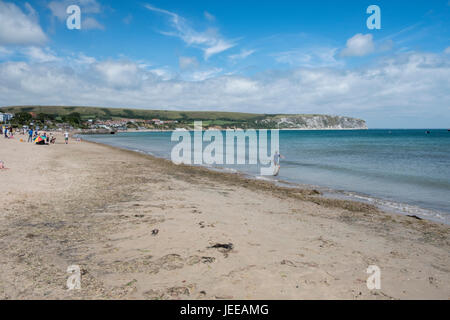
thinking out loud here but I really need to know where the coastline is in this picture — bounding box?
[0,135,448,299]
[78,127,369,134]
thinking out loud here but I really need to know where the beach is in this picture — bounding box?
[0,134,448,299]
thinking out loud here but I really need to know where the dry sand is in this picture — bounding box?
[0,134,448,299]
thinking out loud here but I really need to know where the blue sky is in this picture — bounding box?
[0,0,449,128]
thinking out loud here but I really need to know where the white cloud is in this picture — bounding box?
[148,68,174,81]
[22,47,59,63]
[145,4,236,59]
[93,61,145,88]
[229,49,255,61]
[222,77,258,94]
[341,33,375,57]
[0,51,448,127]
[0,1,47,46]
[74,53,96,65]
[445,47,450,54]
[179,56,199,70]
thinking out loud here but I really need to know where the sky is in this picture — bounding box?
[0,0,449,128]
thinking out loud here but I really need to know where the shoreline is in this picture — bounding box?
[79,138,450,233]
[0,135,448,299]
[80,134,450,226]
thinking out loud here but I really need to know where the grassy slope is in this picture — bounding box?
[0,106,266,122]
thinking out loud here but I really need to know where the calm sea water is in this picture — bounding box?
[82,129,450,224]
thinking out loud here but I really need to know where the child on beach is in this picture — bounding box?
[64,132,69,144]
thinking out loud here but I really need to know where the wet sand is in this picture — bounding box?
[0,134,448,299]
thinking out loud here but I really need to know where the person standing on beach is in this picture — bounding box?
[64,131,69,144]
[28,128,33,142]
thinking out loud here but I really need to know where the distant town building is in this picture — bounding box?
[0,112,14,123]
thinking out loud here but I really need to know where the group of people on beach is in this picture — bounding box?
[0,126,71,145]
[26,128,60,145]
[1,126,14,139]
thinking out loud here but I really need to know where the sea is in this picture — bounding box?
[81,129,450,224]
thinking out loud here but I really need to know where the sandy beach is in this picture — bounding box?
[0,134,448,300]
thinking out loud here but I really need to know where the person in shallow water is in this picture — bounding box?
[273,151,284,176]
[273,151,284,166]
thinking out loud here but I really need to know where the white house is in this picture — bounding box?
[0,112,13,123]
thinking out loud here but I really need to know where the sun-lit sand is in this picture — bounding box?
[0,134,448,299]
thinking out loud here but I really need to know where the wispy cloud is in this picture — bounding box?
[22,47,59,63]
[379,22,422,43]
[274,47,342,67]
[229,49,255,61]
[185,67,223,81]
[144,4,236,60]
[73,53,96,65]
[204,11,215,22]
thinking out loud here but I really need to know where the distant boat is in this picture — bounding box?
[425,130,430,134]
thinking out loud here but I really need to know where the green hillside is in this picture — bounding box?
[0,106,265,122]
